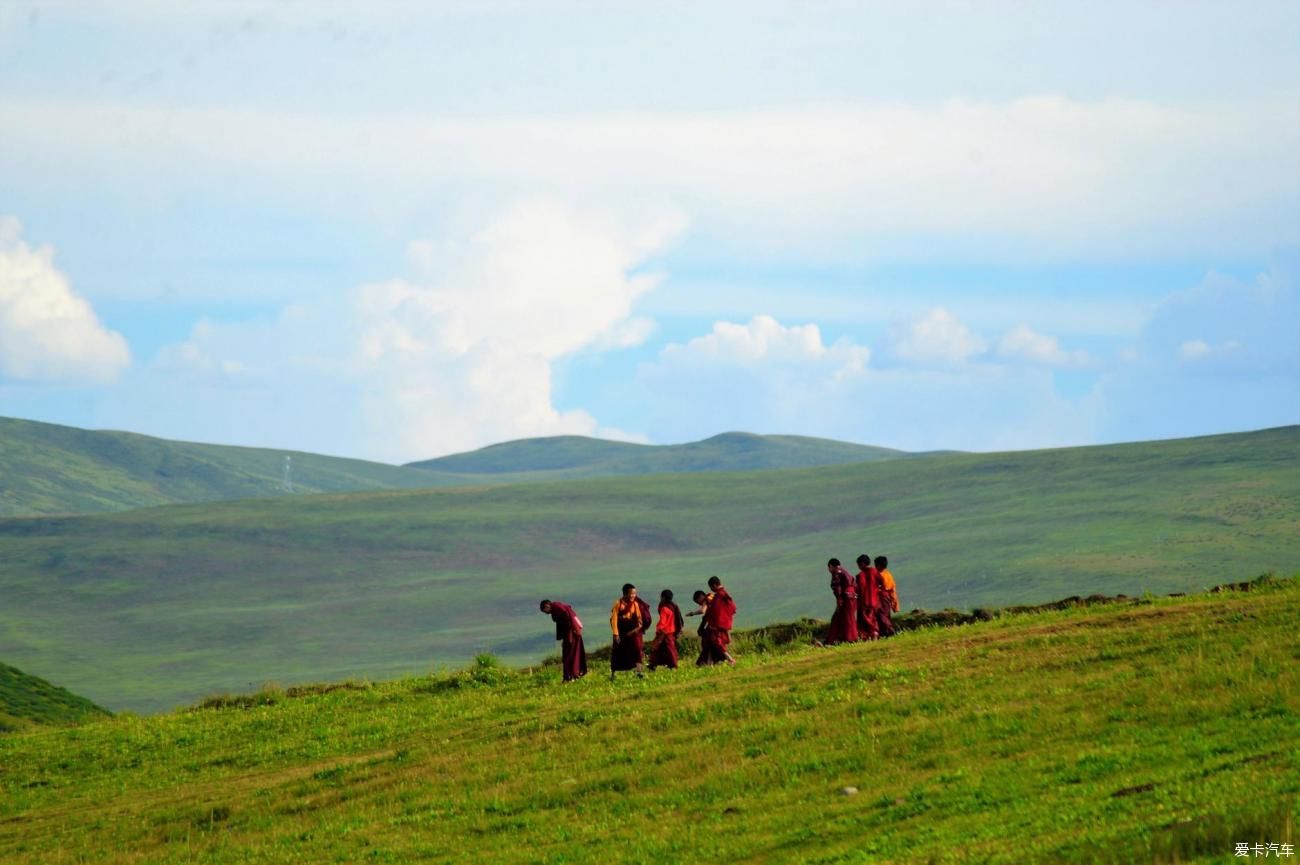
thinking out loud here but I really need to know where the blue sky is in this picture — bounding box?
[1,1,1297,462]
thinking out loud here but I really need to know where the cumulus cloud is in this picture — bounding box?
[0,217,130,383]
[640,313,1097,451]
[880,308,986,367]
[996,325,1091,367]
[351,200,683,461]
[662,315,868,374]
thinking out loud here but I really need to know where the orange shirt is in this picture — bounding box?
[879,569,899,612]
[656,605,678,635]
[610,598,643,636]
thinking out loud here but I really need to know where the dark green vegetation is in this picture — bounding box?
[0,425,1295,714]
[0,417,919,517]
[0,416,438,516]
[407,431,913,478]
[0,661,109,733]
[0,582,1295,864]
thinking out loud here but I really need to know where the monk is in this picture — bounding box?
[855,554,881,641]
[874,555,899,637]
[609,583,646,680]
[825,558,859,644]
[539,599,587,682]
[648,589,684,670]
[699,576,737,666]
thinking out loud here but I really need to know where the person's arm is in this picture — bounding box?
[610,600,621,639]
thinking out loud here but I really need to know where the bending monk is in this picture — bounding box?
[539,599,587,682]
[609,583,646,680]
[825,557,859,645]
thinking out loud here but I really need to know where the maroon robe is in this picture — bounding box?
[856,567,881,640]
[610,598,645,672]
[873,571,896,637]
[548,601,587,681]
[697,587,736,666]
[826,565,859,644]
[648,602,683,670]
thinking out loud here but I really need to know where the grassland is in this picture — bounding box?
[406,431,913,477]
[0,662,109,733]
[0,425,1295,714]
[0,580,1295,864]
[0,416,441,516]
[0,417,915,517]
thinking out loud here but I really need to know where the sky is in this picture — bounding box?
[1,0,1297,463]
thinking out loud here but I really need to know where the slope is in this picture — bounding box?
[0,425,1294,713]
[0,581,1295,864]
[0,661,110,733]
[406,431,911,479]
[0,418,917,517]
[0,416,443,516]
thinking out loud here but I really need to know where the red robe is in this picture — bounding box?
[826,565,859,644]
[610,598,645,671]
[548,601,587,681]
[697,587,736,665]
[856,567,881,640]
[648,602,682,670]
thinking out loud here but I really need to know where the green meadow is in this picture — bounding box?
[1,581,1295,864]
[0,426,1296,713]
[0,417,911,517]
[0,662,109,733]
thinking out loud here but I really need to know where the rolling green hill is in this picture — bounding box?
[0,582,1295,864]
[0,661,109,733]
[0,426,1295,714]
[0,416,443,516]
[406,431,914,478]
[0,418,918,517]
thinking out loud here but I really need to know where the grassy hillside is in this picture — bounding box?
[0,419,917,517]
[0,582,1295,864]
[406,431,912,478]
[0,426,1295,714]
[0,416,444,516]
[0,661,109,733]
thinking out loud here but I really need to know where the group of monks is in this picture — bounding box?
[823,555,900,644]
[538,577,737,683]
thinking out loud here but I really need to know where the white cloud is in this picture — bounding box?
[3,95,1296,298]
[996,325,1090,367]
[640,313,1097,451]
[0,217,130,383]
[880,308,986,367]
[352,200,683,461]
[663,314,868,372]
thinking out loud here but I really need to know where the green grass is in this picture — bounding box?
[0,416,445,516]
[0,661,109,733]
[0,425,1296,713]
[0,418,918,517]
[406,430,913,476]
[0,581,1295,864]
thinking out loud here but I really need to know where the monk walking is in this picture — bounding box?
[539,599,587,682]
[874,555,899,637]
[855,554,881,641]
[609,583,646,680]
[648,589,684,670]
[698,576,737,666]
[825,558,859,644]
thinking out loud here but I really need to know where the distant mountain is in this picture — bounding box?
[0,417,926,517]
[407,432,916,478]
[1,661,109,732]
[0,416,441,517]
